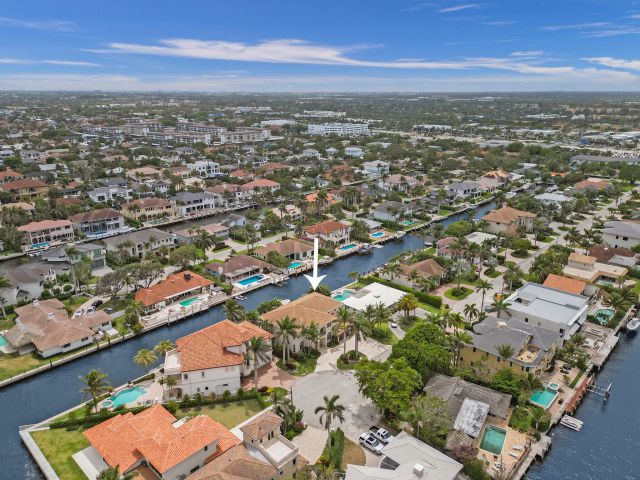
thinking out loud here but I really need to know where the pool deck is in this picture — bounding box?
[475,413,529,478]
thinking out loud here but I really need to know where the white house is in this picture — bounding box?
[362,160,390,175]
[344,146,364,157]
[186,160,220,178]
[603,221,640,249]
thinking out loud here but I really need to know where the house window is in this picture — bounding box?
[472,347,476,352]
[204,445,208,451]
[201,371,205,378]
[183,374,189,380]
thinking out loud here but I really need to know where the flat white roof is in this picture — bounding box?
[343,282,406,311]
[506,283,589,326]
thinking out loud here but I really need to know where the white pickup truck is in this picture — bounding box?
[370,426,395,444]
[359,433,384,455]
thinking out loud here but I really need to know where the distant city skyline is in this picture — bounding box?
[3,0,640,91]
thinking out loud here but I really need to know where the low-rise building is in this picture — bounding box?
[187,160,220,178]
[17,219,74,249]
[42,242,107,272]
[104,228,177,259]
[562,252,628,289]
[482,206,536,235]
[135,270,214,313]
[303,220,351,245]
[254,238,314,261]
[384,258,447,288]
[446,180,481,199]
[121,197,178,223]
[171,191,217,217]
[603,220,640,249]
[362,160,390,175]
[70,208,128,237]
[0,178,49,200]
[377,174,419,192]
[371,201,419,223]
[88,185,133,203]
[206,254,273,283]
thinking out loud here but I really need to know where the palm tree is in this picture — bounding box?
[153,340,175,358]
[530,408,547,430]
[245,336,271,390]
[397,293,418,324]
[0,295,7,318]
[314,395,346,461]
[133,348,157,372]
[194,229,215,252]
[476,279,493,311]
[493,297,512,318]
[382,262,401,282]
[301,321,321,354]
[163,375,177,398]
[351,314,368,358]
[224,299,245,323]
[276,316,298,363]
[521,372,544,394]
[496,344,515,361]
[79,369,111,413]
[335,306,353,356]
[65,246,81,291]
[451,330,473,367]
[463,303,479,324]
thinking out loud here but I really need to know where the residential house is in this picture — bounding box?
[377,174,419,193]
[588,244,637,268]
[81,405,239,480]
[126,166,162,180]
[562,252,627,292]
[447,180,481,199]
[385,258,447,288]
[174,223,230,242]
[164,320,272,397]
[362,160,390,175]
[42,242,107,272]
[573,178,611,192]
[187,160,220,178]
[171,191,217,217]
[0,168,24,184]
[542,274,588,296]
[302,148,321,159]
[603,220,640,249]
[482,206,536,235]
[0,178,49,200]
[70,208,128,237]
[482,170,511,183]
[19,150,42,163]
[207,184,252,209]
[254,238,314,261]
[460,315,562,375]
[0,258,59,305]
[476,176,501,194]
[371,201,418,223]
[88,185,133,203]
[504,283,590,342]
[260,292,342,350]
[242,179,280,195]
[534,192,573,209]
[344,146,364,157]
[121,197,178,223]
[187,411,302,480]
[303,220,351,245]
[342,282,406,312]
[436,236,465,259]
[345,432,462,480]
[3,299,112,357]
[17,219,74,250]
[206,254,273,283]
[104,228,177,259]
[269,204,302,222]
[135,271,214,313]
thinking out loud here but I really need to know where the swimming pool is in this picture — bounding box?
[401,219,417,226]
[530,387,558,409]
[333,291,353,302]
[0,334,7,348]
[289,261,304,269]
[103,386,147,408]
[339,243,357,251]
[238,274,265,286]
[179,296,200,307]
[594,308,615,325]
[480,425,507,455]
[371,231,386,238]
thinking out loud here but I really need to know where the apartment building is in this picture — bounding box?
[219,128,270,144]
[306,122,370,136]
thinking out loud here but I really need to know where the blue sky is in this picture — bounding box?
[2,0,640,91]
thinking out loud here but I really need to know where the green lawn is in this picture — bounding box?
[31,428,90,480]
[424,247,436,255]
[62,296,90,315]
[484,269,502,279]
[340,437,366,471]
[0,312,16,330]
[444,287,473,300]
[509,406,532,432]
[0,352,48,381]
[278,351,319,376]
[176,399,264,428]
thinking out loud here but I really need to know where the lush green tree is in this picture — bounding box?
[354,358,421,414]
[133,348,157,372]
[79,369,111,413]
[401,394,453,449]
[245,336,271,390]
[224,299,246,323]
[491,368,523,398]
[276,316,298,363]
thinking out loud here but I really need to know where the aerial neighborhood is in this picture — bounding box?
[1,92,640,480]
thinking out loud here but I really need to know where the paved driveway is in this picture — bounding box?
[315,337,391,372]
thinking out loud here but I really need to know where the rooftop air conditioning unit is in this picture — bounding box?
[413,463,425,477]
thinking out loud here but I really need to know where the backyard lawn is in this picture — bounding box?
[0,312,16,330]
[31,428,90,480]
[340,437,366,471]
[0,352,48,381]
[176,398,264,428]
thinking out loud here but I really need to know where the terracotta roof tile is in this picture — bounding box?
[543,274,587,295]
[135,271,213,307]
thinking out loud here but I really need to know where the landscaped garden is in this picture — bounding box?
[444,286,473,300]
[31,427,90,480]
[176,398,265,428]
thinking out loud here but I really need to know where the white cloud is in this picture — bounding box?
[542,22,610,31]
[439,3,481,13]
[0,16,76,32]
[584,57,640,71]
[484,20,515,26]
[0,58,100,67]
[510,51,544,57]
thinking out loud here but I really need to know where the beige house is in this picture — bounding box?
[562,252,628,290]
[121,197,178,222]
[482,206,536,235]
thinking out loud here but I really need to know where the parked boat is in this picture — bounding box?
[560,415,583,431]
[235,294,246,301]
[626,317,640,332]
[358,244,373,254]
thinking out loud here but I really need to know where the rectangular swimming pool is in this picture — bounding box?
[0,334,7,348]
[530,387,558,409]
[179,296,200,307]
[339,243,357,251]
[238,274,265,286]
[289,261,304,269]
[333,291,353,302]
[480,425,507,455]
[102,386,147,409]
[371,231,385,238]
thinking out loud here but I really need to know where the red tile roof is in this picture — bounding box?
[303,220,349,235]
[543,274,587,295]
[70,208,123,223]
[17,219,72,232]
[0,178,48,190]
[135,271,213,307]
[84,405,239,474]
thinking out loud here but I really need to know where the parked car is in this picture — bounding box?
[390,320,398,328]
[359,433,384,455]
[92,299,103,308]
[86,306,96,314]
[74,308,84,317]
[370,426,395,444]
[104,307,114,314]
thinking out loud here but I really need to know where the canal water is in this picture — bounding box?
[1,203,497,479]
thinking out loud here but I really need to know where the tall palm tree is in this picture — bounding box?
[382,262,401,282]
[245,336,271,390]
[154,340,175,358]
[79,369,111,413]
[351,314,369,358]
[475,279,493,311]
[451,331,473,368]
[397,294,418,323]
[463,303,479,324]
[314,395,346,461]
[335,306,353,356]
[224,299,245,323]
[301,321,321,354]
[133,348,157,372]
[276,316,298,363]
[496,344,515,361]
[493,297,512,319]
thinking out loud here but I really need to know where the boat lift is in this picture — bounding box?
[586,381,613,402]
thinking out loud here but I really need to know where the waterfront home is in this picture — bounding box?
[476,176,502,194]
[206,254,273,283]
[260,292,342,351]
[588,244,637,268]
[465,231,497,246]
[562,252,628,290]
[383,258,446,288]
[534,192,573,209]
[88,185,133,203]
[504,283,590,343]
[125,166,162,179]
[135,271,214,313]
[377,174,419,192]
[436,236,466,260]
[602,220,640,249]
[0,178,49,200]
[446,180,481,200]
[572,177,611,193]
[482,206,536,235]
[3,299,112,357]
[175,223,230,242]
[543,274,588,296]
[0,259,58,305]
[42,242,107,273]
[242,178,280,195]
[207,183,252,209]
[80,405,239,480]
[254,238,314,261]
[70,208,128,237]
[345,431,462,480]
[186,159,220,178]
[187,411,303,480]
[342,282,406,312]
[460,316,561,375]
[371,201,418,223]
[269,204,302,222]
[17,219,74,250]
[121,197,178,223]
[424,374,511,438]
[104,228,177,259]
[164,320,272,397]
[171,191,217,217]
[303,220,351,245]
[482,170,511,183]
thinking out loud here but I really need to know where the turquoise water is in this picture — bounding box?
[0,335,7,347]
[179,296,200,307]
[402,219,416,226]
[594,308,615,325]
[108,386,146,408]
[530,388,558,408]
[371,231,385,238]
[480,426,507,454]
[333,291,353,302]
[239,274,264,286]
[339,243,357,251]
[289,261,303,269]
[31,242,50,248]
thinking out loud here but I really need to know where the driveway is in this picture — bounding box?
[243,360,298,390]
[315,337,391,372]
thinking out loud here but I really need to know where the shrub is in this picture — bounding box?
[237,388,245,399]
[464,459,491,480]
[165,400,178,414]
[222,390,232,403]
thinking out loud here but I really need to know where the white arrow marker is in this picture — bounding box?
[304,237,326,291]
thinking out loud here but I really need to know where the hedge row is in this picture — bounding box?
[50,405,147,429]
[360,276,442,309]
